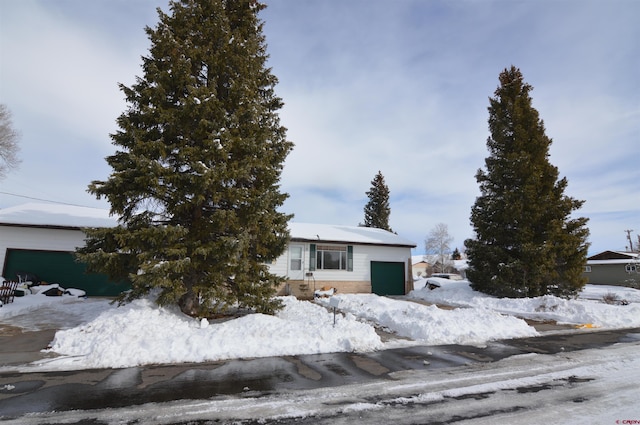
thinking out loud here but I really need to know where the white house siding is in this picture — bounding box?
[0,225,87,277]
[271,242,412,299]
[0,205,417,298]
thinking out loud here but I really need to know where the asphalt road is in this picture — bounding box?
[1,326,639,423]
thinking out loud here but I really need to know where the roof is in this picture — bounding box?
[587,250,639,261]
[289,223,416,248]
[0,204,417,248]
[587,259,639,265]
[0,203,118,229]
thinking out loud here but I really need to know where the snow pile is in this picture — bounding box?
[318,293,538,346]
[0,283,91,324]
[2,279,639,372]
[39,296,382,369]
[409,278,640,328]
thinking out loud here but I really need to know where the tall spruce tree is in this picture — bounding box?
[77,0,293,316]
[363,171,392,232]
[464,66,589,298]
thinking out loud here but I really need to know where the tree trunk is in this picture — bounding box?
[178,290,199,316]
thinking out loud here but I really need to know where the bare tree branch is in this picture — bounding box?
[425,223,453,273]
[0,104,21,180]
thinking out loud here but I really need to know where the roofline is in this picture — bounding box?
[0,222,86,231]
[587,250,638,260]
[1,223,417,248]
[587,259,640,265]
[290,237,416,248]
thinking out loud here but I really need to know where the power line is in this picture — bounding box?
[0,191,103,209]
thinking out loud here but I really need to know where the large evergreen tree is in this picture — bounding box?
[363,171,392,232]
[464,66,589,298]
[77,0,293,316]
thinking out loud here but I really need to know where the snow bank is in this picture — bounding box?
[39,296,382,369]
[3,279,640,372]
[409,278,640,328]
[0,283,93,325]
[320,294,538,346]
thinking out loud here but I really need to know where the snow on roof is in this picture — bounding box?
[412,254,436,264]
[587,259,639,265]
[289,222,416,247]
[0,203,118,229]
[0,204,416,247]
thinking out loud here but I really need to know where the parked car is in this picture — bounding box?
[430,273,463,280]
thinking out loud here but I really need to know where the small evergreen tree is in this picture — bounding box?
[77,0,293,316]
[451,247,462,261]
[363,171,392,232]
[464,66,589,298]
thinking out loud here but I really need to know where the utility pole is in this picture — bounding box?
[624,229,634,252]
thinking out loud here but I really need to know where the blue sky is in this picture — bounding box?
[1,0,638,255]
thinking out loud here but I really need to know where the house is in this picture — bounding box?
[1,203,417,299]
[411,254,468,278]
[412,260,430,277]
[270,223,416,298]
[0,203,129,296]
[583,250,640,287]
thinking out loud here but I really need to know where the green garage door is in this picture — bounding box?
[370,261,405,296]
[3,249,130,297]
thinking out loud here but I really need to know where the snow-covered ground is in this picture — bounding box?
[2,279,640,424]
[1,279,639,372]
[410,277,640,328]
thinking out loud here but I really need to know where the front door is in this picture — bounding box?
[288,244,305,280]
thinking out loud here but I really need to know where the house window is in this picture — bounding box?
[584,266,591,273]
[290,245,303,271]
[626,264,637,273]
[316,245,347,270]
[309,244,353,271]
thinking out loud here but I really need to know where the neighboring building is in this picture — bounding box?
[583,250,640,288]
[270,223,416,298]
[412,260,430,277]
[0,203,128,296]
[411,254,468,278]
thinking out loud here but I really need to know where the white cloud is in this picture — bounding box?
[0,0,637,255]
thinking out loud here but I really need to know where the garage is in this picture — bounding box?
[370,261,406,296]
[3,248,129,296]
[0,203,129,297]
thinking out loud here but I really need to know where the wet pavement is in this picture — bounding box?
[1,325,640,419]
[0,326,57,365]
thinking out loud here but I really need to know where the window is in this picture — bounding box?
[290,246,303,271]
[584,266,591,273]
[626,264,637,274]
[316,245,347,270]
[309,244,353,271]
